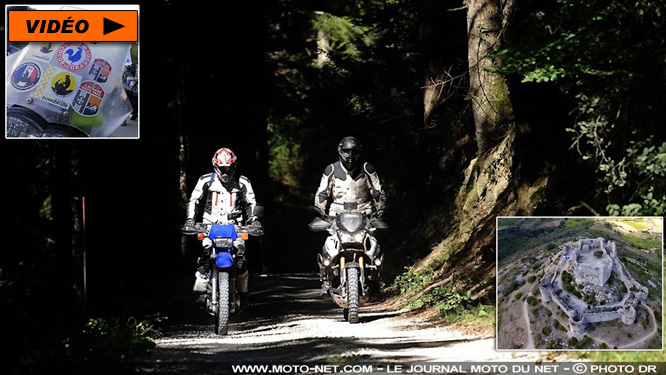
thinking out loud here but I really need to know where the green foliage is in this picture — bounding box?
[498,218,521,229]
[514,292,522,300]
[312,12,373,60]
[574,335,594,349]
[526,296,538,306]
[622,233,662,250]
[267,121,305,202]
[438,304,495,329]
[502,279,520,297]
[393,266,437,295]
[542,326,552,335]
[531,284,540,295]
[565,219,590,229]
[410,280,472,313]
[496,0,666,215]
[561,270,582,298]
[527,275,536,283]
[82,316,160,362]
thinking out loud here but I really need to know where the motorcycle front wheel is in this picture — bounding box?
[346,267,360,323]
[215,271,230,335]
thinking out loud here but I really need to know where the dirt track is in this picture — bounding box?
[135,273,549,373]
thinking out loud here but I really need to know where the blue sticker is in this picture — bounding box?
[12,62,42,91]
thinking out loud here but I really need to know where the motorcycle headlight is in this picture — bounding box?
[336,212,366,232]
[214,237,233,249]
[7,107,84,137]
[337,230,366,244]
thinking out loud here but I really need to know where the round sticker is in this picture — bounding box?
[11,62,42,90]
[50,71,78,96]
[72,81,105,116]
[89,59,112,83]
[56,42,92,71]
[39,42,54,53]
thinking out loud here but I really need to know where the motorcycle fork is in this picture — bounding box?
[340,256,346,297]
[210,268,218,313]
[358,256,366,296]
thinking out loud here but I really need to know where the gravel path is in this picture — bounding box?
[136,273,548,373]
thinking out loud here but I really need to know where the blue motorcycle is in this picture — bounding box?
[182,210,263,335]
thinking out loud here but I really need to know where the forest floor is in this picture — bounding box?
[133,273,565,374]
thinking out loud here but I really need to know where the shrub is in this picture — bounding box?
[542,326,552,335]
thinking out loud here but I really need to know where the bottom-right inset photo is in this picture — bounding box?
[496,217,663,351]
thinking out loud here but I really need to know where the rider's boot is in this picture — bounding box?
[318,253,331,297]
[236,269,250,311]
[320,280,331,297]
[239,292,250,312]
[192,265,208,293]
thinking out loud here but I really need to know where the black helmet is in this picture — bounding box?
[337,136,362,170]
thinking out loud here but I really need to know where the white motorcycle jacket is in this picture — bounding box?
[187,173,257,224]
[314,161,386,216]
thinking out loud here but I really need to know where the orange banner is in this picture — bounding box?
[8,10,138,42]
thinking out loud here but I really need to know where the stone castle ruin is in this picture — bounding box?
[539,238,648,338]
[572,238,614,286]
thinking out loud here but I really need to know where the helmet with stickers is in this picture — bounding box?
[212,148,237,183]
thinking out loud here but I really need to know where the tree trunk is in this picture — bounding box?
[395,0,549,306]
[466,0,513,154]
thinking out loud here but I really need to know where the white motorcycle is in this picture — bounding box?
[309,202,387,323]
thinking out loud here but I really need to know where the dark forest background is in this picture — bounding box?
[2,0,665,371]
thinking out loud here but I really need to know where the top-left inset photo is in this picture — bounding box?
[5,4,139,138]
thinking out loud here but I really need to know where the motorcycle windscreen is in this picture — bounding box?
[336,212,365,232]
[216,252,234,268]
[208,224,238,242]
[6,42,133,136]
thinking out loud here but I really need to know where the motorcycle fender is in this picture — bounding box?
[324,236,339,258]
[216,252,234,268]
[365,236,378,257]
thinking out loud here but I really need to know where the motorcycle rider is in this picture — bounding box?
[314,136,386,295]
[183,147,262,310]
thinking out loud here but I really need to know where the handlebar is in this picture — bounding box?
[181,222,264,237]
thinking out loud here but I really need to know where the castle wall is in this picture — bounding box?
[551,292,578,320]
[539,282,552,302]
[582,309,622,324]
[621,306,637,324]
[568,322,581,336]
[545,237,648,338]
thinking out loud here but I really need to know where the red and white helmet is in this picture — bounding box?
[212,148,237,183]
